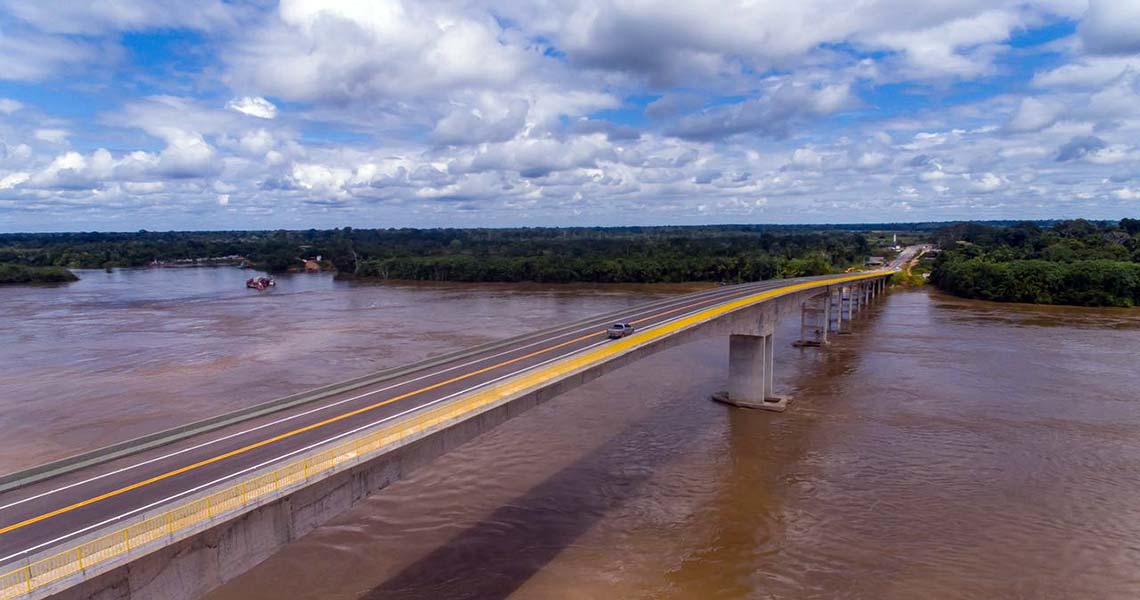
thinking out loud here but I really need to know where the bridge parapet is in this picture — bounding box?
[0,270,892,600]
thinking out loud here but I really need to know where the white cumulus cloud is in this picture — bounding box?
[226,96,278,119]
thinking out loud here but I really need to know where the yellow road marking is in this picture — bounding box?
[0,279,804,536]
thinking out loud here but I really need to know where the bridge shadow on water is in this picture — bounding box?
[361,305,884,600]
[359,382,714,599]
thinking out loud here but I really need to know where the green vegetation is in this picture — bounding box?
[930,219,1140,307]
[0,263,78,284]
[351,228,872,283]
[890,269,926,288]
[0,226,878,284]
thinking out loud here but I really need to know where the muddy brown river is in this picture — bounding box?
[4,268,1140,599]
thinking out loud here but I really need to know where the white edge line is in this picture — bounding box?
[0,273,875,564]
[0,282,770,514]
[0,335,615,565]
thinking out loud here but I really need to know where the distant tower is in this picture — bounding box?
[892,233,897,245]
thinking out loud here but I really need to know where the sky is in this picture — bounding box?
[1,0,1139,232]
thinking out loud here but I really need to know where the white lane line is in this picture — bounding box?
[0,336,616,565]
[0,282,769,515]
[0,276,806,563]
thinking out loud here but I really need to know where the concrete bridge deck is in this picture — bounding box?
[0,269,893,600]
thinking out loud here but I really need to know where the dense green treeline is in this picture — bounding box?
[0,226,874,283]
[931,219,1140,307]
[353,236,856,283]
[0,263,79,284]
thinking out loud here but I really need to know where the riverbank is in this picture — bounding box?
[0,262,77,284]
[930,220,1140,307]
[0,226,879,283]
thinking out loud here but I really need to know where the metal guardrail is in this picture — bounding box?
[0,271,889,599]
[0,285,732,494]
[0,362,557,600]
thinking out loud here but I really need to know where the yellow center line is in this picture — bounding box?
[0,281,781,536]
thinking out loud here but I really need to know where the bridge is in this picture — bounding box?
[0,268,896,600]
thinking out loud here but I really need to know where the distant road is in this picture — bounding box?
[888,244,929,270]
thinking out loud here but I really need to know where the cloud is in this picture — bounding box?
[432,98,528,145]
[3,0,1140,230]
[666,82,854,141]
[908,154,933,167]
[34,129,69,144]
[0,0,242,35]
[1008,97,1064,132]
[1079,0,1140,55]
[228,1,533,104]
[0,172,29,189]
[226,96,278,119]
[1113,187,1140,200]
[645,94,703,119]
[790,148,824,169]
[969,172,1004,192]
[0,30,103,81]
[27,151,105,190]
[1056,135,1107,162]
[0,98,23,114]
[156,132,218,178]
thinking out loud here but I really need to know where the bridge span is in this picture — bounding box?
[0,269,892,600]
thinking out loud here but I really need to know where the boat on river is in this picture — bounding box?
[246,276,275,290]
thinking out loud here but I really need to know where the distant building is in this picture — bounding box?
[301,255,322,272]
[865,256,885,266]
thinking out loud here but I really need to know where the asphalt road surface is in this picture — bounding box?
[0,272,885,567]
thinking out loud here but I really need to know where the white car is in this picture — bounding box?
[606,322,635,339]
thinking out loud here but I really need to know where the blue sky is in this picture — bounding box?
[1,0,1139,232]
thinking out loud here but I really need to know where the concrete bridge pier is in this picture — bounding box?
[828,286,845,335]
[712,319,790,412]
[793,292,830,347]
[840,286,854,331]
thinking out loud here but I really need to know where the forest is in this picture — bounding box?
[0,263,78,284]
[930,219,1140,307]
[0,226,877,284]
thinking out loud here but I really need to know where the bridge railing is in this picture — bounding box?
[0,271,889,599]
[0,355,560,600]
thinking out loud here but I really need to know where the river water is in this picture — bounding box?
[0,268,691,473]
[5,270,1140,598]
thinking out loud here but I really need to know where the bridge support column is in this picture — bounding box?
[793,293,830,347]
[828,286,845,334]
[712,332,790,412]
[841,286,854,329]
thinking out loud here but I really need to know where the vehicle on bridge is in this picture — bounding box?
[607,322,635,338]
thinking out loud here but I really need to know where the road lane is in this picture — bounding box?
[0,277,825,561]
